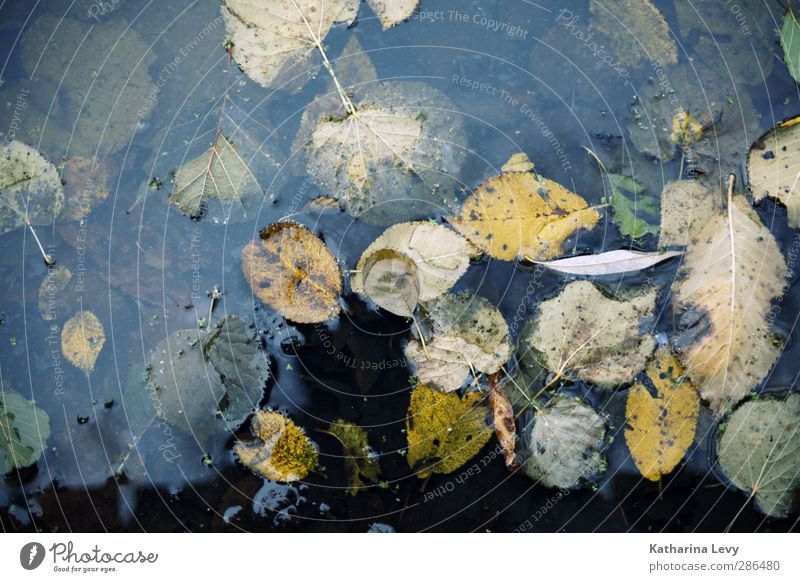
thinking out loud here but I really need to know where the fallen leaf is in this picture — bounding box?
[671,108,705,150]
[658,179,720,247]
[20,15,156,157]
[605,173,658,239]
[222,0,359,89]
[718,394,800,518]
[535,249,681,276]
[0,141,64,236]
[524,280,657,388]
[625,347,699,481]
[60,156,110,221]
[242,222,342,324]
[672,182,786,414]
[327,420,381,495]
[352,221,475,311]
[781,9,800,83]
[0,388,50,474]
[360,250,420,317]
[488,373,517,468]
[449,153,600,261]
[589,0,677,69]
[406,383,492,478]
[367,0,418,29]
[405,293,511,393]
[521,396,606,489]
[235,410,318,482]
[304,81,467,224]
[146,316,269,442]
[38,265,72,321]
[170,132,261,223]
[61,310,106,373]
[747,116,800,227]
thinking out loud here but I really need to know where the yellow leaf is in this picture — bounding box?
[670,108,704,149]
[235,410,318,482]
[625,347,699,481]
[406,384,491,478]
[242,222,342,324]
[672,182,786,414]
[449,154,600,261]
[61,310,105,373]
[747,116,800,227]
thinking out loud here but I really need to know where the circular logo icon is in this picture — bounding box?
[19,542,46,570]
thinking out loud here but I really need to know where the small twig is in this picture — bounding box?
[207,286,223,326]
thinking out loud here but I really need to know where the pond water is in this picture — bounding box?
[0,0,798,532]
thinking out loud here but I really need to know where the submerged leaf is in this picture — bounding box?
[449,153,600,261]
[535,249,681,276]
[0,141,64,236]
[147,316,269,442]
[352,221,475,311]
[222,0,359,89]
[38,265,72,321]
[406,384,492,478]
[718,394,800,518]
[235,410,318,482]
[606,173,658,239]
[242,222,342,323]
[61,310,106,373]
[170,132,260,223]
[747,116,800,227]
[405,293,511,393]
[672,192,786,414]
[521,397,606,489]
[60,156,110,221]
[304,82,467,224]
[589,0,677,69]
[0,388,50,474]
[524,281,657,388]
[328,420,381,495]
[658,179,720,247]
[367,0,418,29]
[625,347,699,481]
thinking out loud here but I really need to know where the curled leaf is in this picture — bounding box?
[521,396,606,489]
[328,420,381,495]
[535,249,681,276]
[406,384,492,478]
[242,222,342,323]
[524,281,657,388]
[235,410,318,482]
[352,221,475,312]
[625,347,699,481]
[61,310,106,373]
[405,293,512,393]
[488,373,517,468]
[718,394,800,518]
[449,153,600,261]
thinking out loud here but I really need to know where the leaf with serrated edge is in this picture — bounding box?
[672,185,786,414]
[524,280,657,388]
[535,249,681,276]
[718,394,800,518]
[352,221,475,307]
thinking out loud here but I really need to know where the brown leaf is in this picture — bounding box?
[488,373,517,468]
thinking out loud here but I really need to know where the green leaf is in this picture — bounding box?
[0,388,50,474]
[781,8,800,83]
[606,173,658,239]
[328,420,381,495]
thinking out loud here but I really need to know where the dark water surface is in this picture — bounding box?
[0,0,798,532]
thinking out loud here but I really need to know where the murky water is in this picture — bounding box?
[0,0,797,532]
